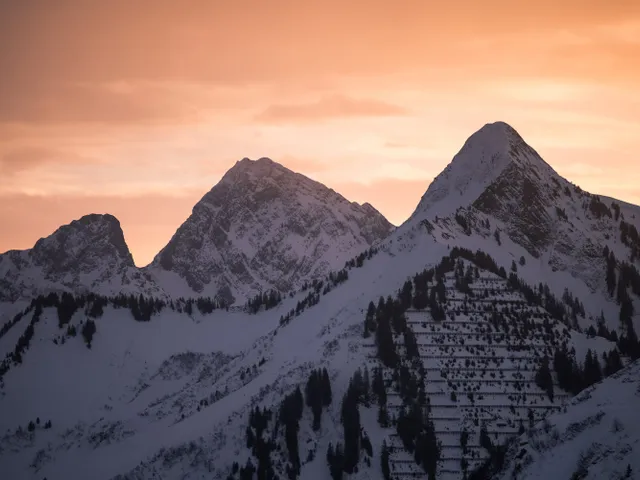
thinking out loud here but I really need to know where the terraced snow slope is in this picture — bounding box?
[362,262,611,480]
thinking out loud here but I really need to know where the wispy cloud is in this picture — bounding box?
[0,147,94,175]
[254,95,409,123]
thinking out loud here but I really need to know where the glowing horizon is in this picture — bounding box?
[1,0,639,266]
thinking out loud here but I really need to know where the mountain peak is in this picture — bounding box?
[464,121,521,152]
[32,213,131,263]
[410,121,554,220]
[236,156,276,168]
[0,213,151,301]
[29,213,135,275]
[149,158,393,302]
[229,156,285,175]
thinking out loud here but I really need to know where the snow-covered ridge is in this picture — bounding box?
[145,157,394,303]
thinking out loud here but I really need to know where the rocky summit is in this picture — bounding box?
[146,157,394,303]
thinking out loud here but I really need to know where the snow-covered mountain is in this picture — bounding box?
[1,121,639,480]
[402,121,640,332]
[146,157,394,303]
[1,159,392,306]
[0,214,159,303]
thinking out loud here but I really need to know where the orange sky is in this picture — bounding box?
[1,0,639,266]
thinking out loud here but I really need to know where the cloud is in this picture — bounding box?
[0,147,93,175]
[0,1,638,128]
[384,141,411,149]
[1,147,54,174]
[254,95,409,123]
[0,81,203,125]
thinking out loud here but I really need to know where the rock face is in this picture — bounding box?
[0,214,157,301]
[147,157,394,303]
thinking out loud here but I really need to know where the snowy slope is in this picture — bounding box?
[0,237,619,480]
[0,214,161,302]
[146,157,394,304]
[495,359,640,480]
[0,235,441,480]
[1,121,639,480]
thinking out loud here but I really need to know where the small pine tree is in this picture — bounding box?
[81,319,97,348]
[322,368,332,406]
[381,441,391,480]
[377,404,389,427]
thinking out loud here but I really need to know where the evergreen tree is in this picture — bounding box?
[399,280,413,310]
[460,428,469,454]
[377,404,389,427]
[412,272,429,310]
[340,383,361,473]
[81,319,97,348]
[535,355,554,401]
[327,442,344,480]
[305,370,323,431]
[404,328,420,360]
[364,301,376,334]
[375,309,398,368]
[479,425,493,453]
[583,349,603,387]
[381,441,391,480]
[604,349,623,376]
[239,458,256,480]
[322,368,332,406]
[279,388,303,475]
[362,366,371,405]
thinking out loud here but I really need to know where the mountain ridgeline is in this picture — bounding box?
[2,121,640,480]
[0,158,392,305]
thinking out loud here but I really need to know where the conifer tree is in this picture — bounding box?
[381,441,391,480]
[321,368,332,406]
[535,355,554,401]
[81,319,97,348]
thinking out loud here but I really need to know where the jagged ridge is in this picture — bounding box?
[0,214,158,302]
[147,157,394,303]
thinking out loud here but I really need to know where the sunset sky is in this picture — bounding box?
[1,0,639,266]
